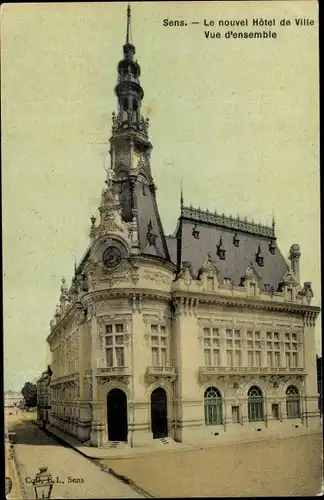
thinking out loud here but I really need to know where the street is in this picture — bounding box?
[5,410,143,499]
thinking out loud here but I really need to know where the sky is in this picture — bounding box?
[2,1,320,391]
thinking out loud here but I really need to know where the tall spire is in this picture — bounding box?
[126,3,132,44]
[180,178,184,213]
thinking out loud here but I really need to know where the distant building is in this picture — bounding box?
[46,5,321,449]
[5,391,22,408]
[36,368,52,426]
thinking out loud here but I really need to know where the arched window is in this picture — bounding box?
[286,385,300,419]
[204,387,223,425]
[248,386,264,422]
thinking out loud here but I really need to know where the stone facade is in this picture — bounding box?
[46,5,321,448]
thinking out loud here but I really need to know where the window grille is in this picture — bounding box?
[204,387,223,425]
[286,386,300,418]
[248,386,264,422]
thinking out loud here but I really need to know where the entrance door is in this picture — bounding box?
[151,388,168,439]
[107,389,128,442]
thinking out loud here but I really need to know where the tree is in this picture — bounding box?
[21,382,37,408]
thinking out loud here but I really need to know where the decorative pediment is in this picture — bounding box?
[198,253,220,278]
[241,263,261,283]
[278,269,297,287]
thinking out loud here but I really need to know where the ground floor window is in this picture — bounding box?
[248,386,264,422]
[271,403,280,420]
[204,387,223,425]
[286,386,300,418]
[232,405,240,424]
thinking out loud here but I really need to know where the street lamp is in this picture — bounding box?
[33,467,54,499]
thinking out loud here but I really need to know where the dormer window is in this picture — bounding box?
[217,237,226,260]
[269,239,276,255]
[147,219,157,246]
[233,232,240,247]
[192,223,200,239]
[255,245,264,267]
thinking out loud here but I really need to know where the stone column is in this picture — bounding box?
[90,312,103,447]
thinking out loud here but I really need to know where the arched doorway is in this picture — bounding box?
[107,389,128,442]
[151,387,168,439]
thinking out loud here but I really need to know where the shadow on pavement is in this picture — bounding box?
[8,419,70,448]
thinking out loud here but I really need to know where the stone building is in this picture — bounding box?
[36,367,52,426]
[46,5,321,448]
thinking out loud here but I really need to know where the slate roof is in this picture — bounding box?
[166,207,290,291]
[134,181,171,261]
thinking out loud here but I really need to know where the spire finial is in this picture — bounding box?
[272,211,275,232]
[126,3,132,44]
[180,177,184,211]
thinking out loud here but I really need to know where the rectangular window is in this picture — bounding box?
[255,331,261,339]
[115,324,124,333]
[226,329,233,337]
[161,348,167,366]
[227,350,234,366]
[106,348,113,367]
[212,338,219,347]
[274,351,280,367]
[115,347,124,367]
[285,333,290,341]
[267,352,273,367]
[207,277,214,291]
[250,283,256,295]
[232,406,240,424]
[235,350,241,367]
[272,404,280,420]
[226,339,233,347]
[204,349,211,366]
[274,342,280,350]
[267,341,272,350]
[292,343,298,350]
[160,336,167,346]
[247,331,253,339]
[255,351,261,367]
[274,332,279,340]
[105,325,113,334]
[115,335,123,345]
[286,352,291,368]
[151,336,159,345]
[204,327,210,336]
[204,338,212,347]
[291,352,297,368]
[248,351,253,366]
[152,347,159,365]
[151,325,158,334]
[234,330,241,338]
[255,341,261,349]
[247,340,253,348]
[292,333,297,341]
[267,332,272,339]
[160,326,166,335]
[212,349,220,366]
[212,328,219,337]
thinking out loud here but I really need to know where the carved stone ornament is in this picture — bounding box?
[197,253,220,280]
[144,270,170,285]
[177,261,194,285]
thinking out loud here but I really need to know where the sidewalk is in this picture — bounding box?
[5,442,23,500]
[33,418,322,460]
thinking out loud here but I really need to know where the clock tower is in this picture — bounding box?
[108,5,171,261]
